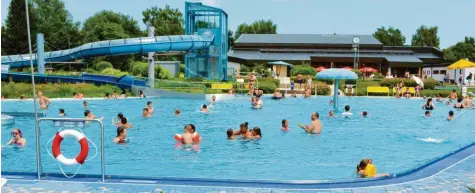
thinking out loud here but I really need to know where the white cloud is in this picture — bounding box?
[198,0,219,7]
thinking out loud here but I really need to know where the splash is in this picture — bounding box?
[417,137,445,144]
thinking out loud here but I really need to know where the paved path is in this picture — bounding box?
[3,153,475,193]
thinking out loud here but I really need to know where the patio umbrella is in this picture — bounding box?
[359,67,378,73]
[316,69,358,112]
[447,59,475,69]
[315,66,327,72]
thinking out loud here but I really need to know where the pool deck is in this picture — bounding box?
[2,143,475,193]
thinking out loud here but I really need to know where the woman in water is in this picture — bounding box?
[104,93,110,99]
[356,159,389,178]
[328,110,335,118]
[422,98,436,110]
[247,127,262,139]
[113,127,127,144]
[120,90,127,98]
[6,128,26,147]
[119,117,133,129]
[138,90,145,98]
[281,119,289,131]
[453,98,465,109]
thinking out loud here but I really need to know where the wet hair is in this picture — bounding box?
[227,129,233,138]
[147,101,152,105]
[452,89,456,92]
[139,90,143,94]
[457,98,463,103]
[189,124,196,133]
[240,122,249,133]
[14,128,23,138]
[73,92,77,96]
[282,119,287,126]
[345,105,350,111]
[83,101,87,105]
[357,159,370,172]
[117,113,124,119]
[121,89,126,94]
[143,108,148,112]
[252,127,262,137]
[362,111,368,116]
[116,127,125,137]
[203,104,207,108]
[175,109,180,115]
[59,108,65,115]
[425,111,430,115]
[426,98,433,106]
[449,110,454,116]
[120,117,128,124]
[105,93,110,97]
[20,95,24,99]
[313,112,320,118]
[84,110,91,117]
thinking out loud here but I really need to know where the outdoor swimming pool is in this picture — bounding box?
[1,96,474,181]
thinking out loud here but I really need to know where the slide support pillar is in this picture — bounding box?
[147,26,155,87]
[36,33,45,74]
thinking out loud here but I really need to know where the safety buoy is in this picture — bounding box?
[174,132,201,142]
[52,130,89,166]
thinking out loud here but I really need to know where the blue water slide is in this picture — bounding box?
[1,32,214,68]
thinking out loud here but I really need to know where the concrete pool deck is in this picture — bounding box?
[2,143,475,192]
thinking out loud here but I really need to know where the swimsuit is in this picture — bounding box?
[425,104,434,110]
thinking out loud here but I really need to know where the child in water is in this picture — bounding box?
[227,129,235,140]
[181,126,194,145]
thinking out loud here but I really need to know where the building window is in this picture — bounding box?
[440,70,447,75]
[433,70,440,74]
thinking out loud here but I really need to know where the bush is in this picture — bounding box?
[314,82,330,95]
[380,78,417,88]
[93,61,113,71]
[131,62,148,77]
[180,64,185,73]
[423,78,441,89]
[240,65,252,73]
[258,78,280,87]
[291,64,316,76]
[256,82,277,93]
[155,65,170,79]
[371,72,385,80]
[100,68,129,77]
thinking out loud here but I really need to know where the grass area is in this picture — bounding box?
[469,187,475,193]
[1,82,132,99]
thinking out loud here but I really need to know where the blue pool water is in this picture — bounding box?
[1,96,474,181]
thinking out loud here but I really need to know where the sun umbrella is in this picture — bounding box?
[359,67,378,73]
[447,59,475,69]
[315,66,327,72]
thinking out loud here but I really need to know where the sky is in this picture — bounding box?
[1,0,474,49]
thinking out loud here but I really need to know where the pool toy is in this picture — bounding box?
[52,130,89,165]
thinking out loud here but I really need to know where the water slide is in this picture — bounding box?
[1,32,214,87]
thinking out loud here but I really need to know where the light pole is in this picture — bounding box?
[352,37,360,71]
[24,0,41,179]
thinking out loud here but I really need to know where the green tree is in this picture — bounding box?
[32,0,81,50]
[234,19,277,39]
[142,5,184,36]
[228,30,235,51]
[443,37,475,61]
[1,0,37,55]
[411,25,440,48]
[82,11,142,71]
[372,26,406,46]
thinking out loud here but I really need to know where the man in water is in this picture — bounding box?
[361,111,368,117]
[298,112,322,134]
[463,95,473,108]
[449,89,458,100]
[146,101,154,114]
[342,105,353,116]
[37,91,51,110]
[201,104,209,113]
[447,111,454,121]
[58,109,65,116]
[111,90,119,99]
[83,101,88,109]
[253,96,263,109]
[113,127,127,144]
[425,111,431,117]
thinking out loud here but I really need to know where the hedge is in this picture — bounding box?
[380,78,441,89]
[314,82,331,95]
[93,61,113,71]
[291,64,316,76]
[131,61,171,79]
[101,68,129,77]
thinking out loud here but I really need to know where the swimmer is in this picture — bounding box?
[356,159,389,178]
[298,112,322,134]
[175,109,181,116]
[114,113,124,125]
[84,110,103,120]
[186,124,202,143]
[6,128,26,147]
[248,127,262,139]
[146,101,154,113]
[422,98,435,110]
[454,98,465,109]
[425,111,431,117]
[272,91,283,100]
[37,91,51,109]
[290,91,297,98]
[19,95,24,100]
[436,94,443,102]
[227,129,236,140]
[111,90,119,99]
[104,93,110,99]
[83,101,88,109]
[329,100,334,105]
[181,125,194,145]
[210,95,217,105]
[449,89,458,100]
[328,110,335,118]
[361,111,368,117]
[342,105,353,116]
[142,108,152,117]
[113,127,127,144]
[281,119,289,131]
[463,95,473,108]
[78,93,84,99]
[119,117,133,129]
[233,122,249,136]
[58,108,66,116]
[447,110,454,121]
[138,90,145,98]
[446,100,452,106]
[423,95,427,100]
[120,89,127,98]
[252,96,263,109]
[73,92,78,99]
[201,104,209,113]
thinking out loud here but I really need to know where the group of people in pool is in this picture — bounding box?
[422,90,474,120]
[226,122,262,140]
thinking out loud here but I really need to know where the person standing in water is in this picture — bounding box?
[37,91,51,110]
[201,104,209,113]
[113,127,127,144]
[422,98,436,110]
[58,109,66,116]
[111,91,119,99]
[447,111,454,121]
[425,111,431,117]
[342,105,353,116]
[298,112,322,134]
[142,108,152,117]
[281,119,289,131]
[463,95,473,108]
[449,89,458,100]
[146,101,154,114]
[252,96,263,109]
[6,128,26,147]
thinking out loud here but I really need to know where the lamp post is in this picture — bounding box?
[352,37,360,71]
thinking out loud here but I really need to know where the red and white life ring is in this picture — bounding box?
[52,130,89,166]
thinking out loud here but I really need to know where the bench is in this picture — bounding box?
[392,87,416,96]
[211,83,233,90]
[367,86,390,96]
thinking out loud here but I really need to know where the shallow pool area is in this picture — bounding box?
[1,96,474,181]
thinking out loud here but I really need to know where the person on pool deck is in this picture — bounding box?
[175,109,181,116]
[328,110,336,118]
[361,111,368,117]
[142,108,152,117]
[113,127,127,144]
[38,91,51,110]
[304,88,311,98]
[281,119,289,131]
[463,95,473,108]
[296,74,304,89]
[342,105,353,116]
[449,89,458,100]
[227,129,236,140]
[146,101,154,114]
[356,159,389,178]
[454,98,465,109]
[138,90,145,98]
[58,108,66,116]
[6,128,26,147]
[119,117,133,129]
[201,104,209,113]
[252,96,263,109]
[298,112,322,134]
[210,95,217,105]
[83,101,88,109]
[422,98,436,110]
[104,93,111,99]
[404,88,411,98]
[447,110,454,121]
[425,111,431,117]
[111,90,119,99]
